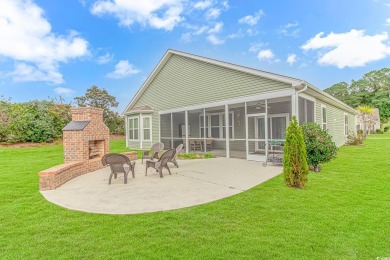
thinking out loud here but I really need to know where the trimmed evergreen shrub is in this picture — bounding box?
[283,116,309,188]
[301,122,338,172]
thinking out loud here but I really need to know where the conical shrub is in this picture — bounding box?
[283,116,309,188]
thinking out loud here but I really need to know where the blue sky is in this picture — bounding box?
[0,0,389,112]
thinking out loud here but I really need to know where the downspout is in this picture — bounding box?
[294,83,308,121]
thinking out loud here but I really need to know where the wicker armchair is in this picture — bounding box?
[145,149,175,178]
[169,144,183,168]
[142,142,164,164]
[101,153,135,184]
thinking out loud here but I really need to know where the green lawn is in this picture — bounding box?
[0,135,389,259]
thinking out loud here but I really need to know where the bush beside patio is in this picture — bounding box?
[0,136,389,258]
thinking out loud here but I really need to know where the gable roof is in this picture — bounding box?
[124,49,358,115]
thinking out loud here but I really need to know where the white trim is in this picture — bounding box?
[245,102,248,159]
[141,114,152,142]
[170,113,173,148]
[298,92,316,102]
[321,105,327,130]
[125,115,129,147]
[344,113,349,136]
[159,89,295,115]
[128,116,140,141]
[185,110,189,153]
[291,94,296,117]
[225,104,230,159]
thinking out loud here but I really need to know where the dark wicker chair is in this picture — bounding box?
[142,142,164,164]
[101,153,135,184]
[169,144,183,168]
[145,149,175,178]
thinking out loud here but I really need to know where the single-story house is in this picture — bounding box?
[123,49,358,162]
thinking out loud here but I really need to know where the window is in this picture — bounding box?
[128,117,139,140]
[298,97,315,124]
[199,112,234,139]
[322,106,327,130]
[344,114,349,136]
[142,116,151,140]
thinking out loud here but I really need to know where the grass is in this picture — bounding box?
[0,135,389,259]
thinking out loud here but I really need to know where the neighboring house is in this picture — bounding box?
[357,108,380,133]
[123,50,358,162]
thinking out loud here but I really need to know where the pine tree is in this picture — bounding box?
[283,116,309,188]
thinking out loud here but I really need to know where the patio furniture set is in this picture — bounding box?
[101,142,183,185]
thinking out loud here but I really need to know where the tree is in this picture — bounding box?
[301,122,337,172]
[356,105,375,136]
[75,86,124,134]
[283,116,309,188]
[324,67,390,123]
[324,82,349,103]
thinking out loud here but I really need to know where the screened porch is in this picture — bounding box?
[158,93,318,162]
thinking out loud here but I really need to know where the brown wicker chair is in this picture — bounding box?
[169,144,183,168]
[145,149,175,178]
[142,142,164,164]
[101,153,135,184]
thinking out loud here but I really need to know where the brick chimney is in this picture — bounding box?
[62,107,110,163]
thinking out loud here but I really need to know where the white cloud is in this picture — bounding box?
[221,1,229,9]
[208,22,223,34]
[193,0,212,9]
[386,18,390,25]
[287,54,297,66]
[279,21,300,37]
[106,60,140,79]
[194,26,209,35]
[246,28,259,36]
[205,8,221,19]
[257,49,274,61]
[302,29,390,68]
[90,0,184,31]
[207,34,224,45]
[181,32,192,42]
[0,0,89,84]
[238,9,264,26]
[97,53,113,64]
[54,87,75,96]
[249,42,266,53]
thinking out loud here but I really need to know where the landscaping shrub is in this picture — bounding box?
[376,129,384,134]
[346,132,364,145]
[177,153,215,159]
[301,122,337,172]
[384,126,389,132]
[0,99,71,143]
[283,116,309,188]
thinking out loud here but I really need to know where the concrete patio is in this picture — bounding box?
[41,158,281,215]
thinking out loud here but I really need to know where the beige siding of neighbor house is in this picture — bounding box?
[315,99,356,147]
[127,54,292,149]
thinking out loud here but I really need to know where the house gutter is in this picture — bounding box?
[293,82,308,117]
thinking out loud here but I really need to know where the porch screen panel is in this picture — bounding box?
[160,113,172,149]
[271,117,287,140]
[229,103,246,159]
[306,100,315,122]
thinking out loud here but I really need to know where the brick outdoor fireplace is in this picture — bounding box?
[39,107,110,190]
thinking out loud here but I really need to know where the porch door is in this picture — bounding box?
[247,114,268,161]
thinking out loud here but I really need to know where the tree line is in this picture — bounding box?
[0,86,124,144]
[324,68,390,123]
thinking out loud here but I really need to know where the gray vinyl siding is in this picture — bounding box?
[127,54,291,148]
[315,99,355,147]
